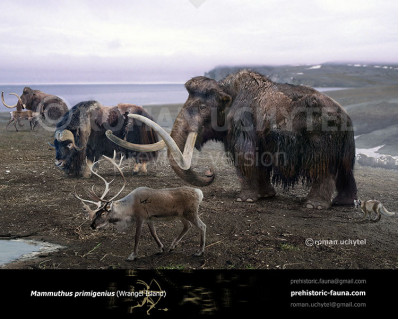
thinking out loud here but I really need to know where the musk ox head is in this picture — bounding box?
[53,129,85,173]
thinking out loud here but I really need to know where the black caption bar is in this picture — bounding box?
[1,269,397,317]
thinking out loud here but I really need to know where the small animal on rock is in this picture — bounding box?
[354,199,395,222]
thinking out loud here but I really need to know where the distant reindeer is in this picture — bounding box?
[6,109,39,131]
[2,92,39,131]
[74,152,206,261]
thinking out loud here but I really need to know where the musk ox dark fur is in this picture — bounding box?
[54,100,158,177]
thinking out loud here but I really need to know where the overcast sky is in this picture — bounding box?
[0,0,397,83]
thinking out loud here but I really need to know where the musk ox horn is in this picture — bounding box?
[55,129,84,151]
[55,129,75,142]
[1,92,19,108]
[106,114,196,170]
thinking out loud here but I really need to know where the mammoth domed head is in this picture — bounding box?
[104,76,232,187]
[180,76,232,138]
[1,87,38,111]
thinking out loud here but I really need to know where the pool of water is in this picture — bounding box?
[0,239,64,266]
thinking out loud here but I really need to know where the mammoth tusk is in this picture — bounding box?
[1,92,18,108]
[106,115,197,170]
[127,114,197,170]
[105,130,166,152]
[9,93,26,109]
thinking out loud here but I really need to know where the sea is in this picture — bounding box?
[0,83,344,112]
[0,83,188,112]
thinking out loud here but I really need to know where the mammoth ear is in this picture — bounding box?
[216,91,231,127]
[218,91,232,107]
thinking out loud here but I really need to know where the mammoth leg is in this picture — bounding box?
[258,168,276,199]
[236,168,259,203]
[30,118,39,131]
[305,174,335,209]
[332,168,357,206]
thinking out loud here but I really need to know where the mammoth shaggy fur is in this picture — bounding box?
[54,101,158,177]
[17,87,68,123]
[170,70,357,208]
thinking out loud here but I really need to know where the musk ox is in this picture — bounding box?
[53,100,159,177]
[2,87,68,127]
[106,70,357,209]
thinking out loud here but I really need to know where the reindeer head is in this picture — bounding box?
[74,151,126,229]
[90,201,114,229]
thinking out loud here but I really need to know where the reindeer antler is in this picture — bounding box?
[103,151,126,202]
[74,152,126,215]
[89,159,112,201]
[87,151,126,202]
[73,185,100,219]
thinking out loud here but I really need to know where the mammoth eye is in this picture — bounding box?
[67,143,74,150]
[199,104,207,110]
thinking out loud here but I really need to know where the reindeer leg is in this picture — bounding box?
[140,161,148,175]
[127,219,144,261]
[187,215,206,256]
[169,218,191,252]
[132,162,141,175]
[147,221,164,254]
[6,119,15,131]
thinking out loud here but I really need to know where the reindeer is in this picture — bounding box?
[2,92,39,131]
[74,152,206,261]
[6,109,39,131]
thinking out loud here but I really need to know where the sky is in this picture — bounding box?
[0,0,397,83]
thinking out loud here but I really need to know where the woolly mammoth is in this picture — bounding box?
[106,70,357,209]
[1,87,68,126]
[53,100,159,177]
